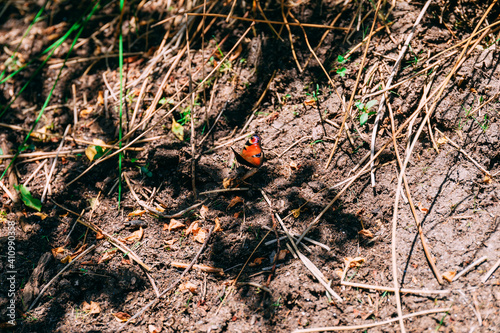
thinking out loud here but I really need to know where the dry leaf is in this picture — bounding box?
[60,255,72,264]
[214,217,223,232]
[124,227,144,242]
[171,262,224,275]
[51,246,66,258]
[98,249,117,264]
[70,244,88,259]
[344,257,366,268]
[233,212,240,218]
[171,117,184,141]
[442,271,456,283]
[358,229,374,238]
[227,196,244,209]
[168,219,185,232]
[437,137,448,145]
[277,249,288,261]
[193,228,207,243]
[165,239,177,245]
[289,161,300,170]
[95,231,104,239]
[149,324,162,333]
[249,257,266,267]
[85,139,107,161]
[82,301,101,314]
[335,269,344,278]
[179,281,198,293]
[33,212,48,220]
[223,177,237,189]
[416,202,429,214]
[112,312,131,322]
[128,210,146,217]
[483,174,492,184]
[200,205,209,219]
[304,99,316,106]
[229,44,243,62]
[80,108,94,119]
[292,208,301,218]
[97,91,104,105]
[185,221,200,236]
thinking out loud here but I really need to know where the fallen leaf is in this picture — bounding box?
[200,205,209,219]
[112,312,131,322]
[51,246,66,258]
[249,257,266,267]
[223,177,237,189]
[185,221,200,236]
[149,324,162,333]
[165,239,177,245]
[227,196,244,209]
[128,210,146,217]
[335,269,344,278]
[98,249,118,264]
[416,202,429,214]
[171,262,224,275]
[233,212,240,218]
[277,249,288,261]
[344,257,366,268]
[179,281,198,293]
[97,91,104,105]
[193,228,207,243]
[442,271,456,283]
[168,219,185,232]
[436,137,448,145]
[171,117,184,141]
[358,229,374,238]
[289,161,300,170]
[95,231,104,239]
[60,254,72,264]
[214,217,223,232]
[80,107,93,119]
[304,98,316,106]
[124,227,144,242]
[85,139,107,162]
[229,44,243,62]
[82,301,101,314]
[483,174,492,184]
[292,208,301,218]
[70,244,88,259]
[33,212,48,220]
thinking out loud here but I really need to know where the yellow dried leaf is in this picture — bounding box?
[179,281,198,293]
[227,196,244,209]
[33,212,48,220]
[168,219,185,232]
[60,254,72,264]
[292,208,301,218]
[171,117,184,141]
[124,227,144,242]
[112,312,131,322]
[442,271,456,283]
[96,231,104,239]
[483,174,492,184]
[214,217,223,232]
[85,139,106,161]
[80,108,93,119]
[185,221,200,236]
[358,229,374,238]
[223,177,236,189]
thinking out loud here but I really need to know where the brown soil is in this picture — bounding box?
[1,1,500,332]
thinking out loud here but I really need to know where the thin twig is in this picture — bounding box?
[453,256,488,281]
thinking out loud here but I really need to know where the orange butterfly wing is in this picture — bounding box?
[232,135,264,168]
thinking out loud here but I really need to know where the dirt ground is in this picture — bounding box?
[1,0,500,332]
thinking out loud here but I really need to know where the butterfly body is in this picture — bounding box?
[232,135,264,168]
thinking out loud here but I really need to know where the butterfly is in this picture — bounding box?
[231,134,264,168]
